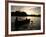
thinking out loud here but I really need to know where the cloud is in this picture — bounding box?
[11,6,41,15]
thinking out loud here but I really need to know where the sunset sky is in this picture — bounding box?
[11,6,41,15]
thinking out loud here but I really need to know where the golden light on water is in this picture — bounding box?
[11,6,41,26]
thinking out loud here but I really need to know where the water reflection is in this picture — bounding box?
[11,16,41,31]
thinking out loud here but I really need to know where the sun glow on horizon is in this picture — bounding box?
[20,7,40,15]
[20,9,38,15]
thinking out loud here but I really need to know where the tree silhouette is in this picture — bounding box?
[11,11,27,16]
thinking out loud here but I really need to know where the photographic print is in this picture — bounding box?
[11,6,41,31]
[7,1,45,36]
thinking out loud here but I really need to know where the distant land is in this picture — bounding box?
[11,11,41,17]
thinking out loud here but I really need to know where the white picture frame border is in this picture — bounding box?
[8,3,43,35]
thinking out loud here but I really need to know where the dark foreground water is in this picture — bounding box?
[11,16,41,31]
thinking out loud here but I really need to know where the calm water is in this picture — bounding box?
[11,16,41,31]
